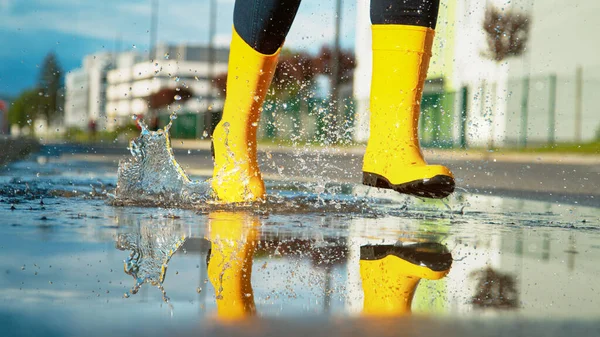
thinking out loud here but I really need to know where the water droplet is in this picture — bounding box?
[202,130,208,138]
[174,95,182,101]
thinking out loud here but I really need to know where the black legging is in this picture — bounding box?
[233,0,440,54]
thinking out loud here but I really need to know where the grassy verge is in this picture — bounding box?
[258,138,600,155]
[481,142,600,155]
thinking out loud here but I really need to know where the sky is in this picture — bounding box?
[0,0,357,98]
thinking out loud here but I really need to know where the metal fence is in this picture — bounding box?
[160,69,600,148]
[478,67,600,147]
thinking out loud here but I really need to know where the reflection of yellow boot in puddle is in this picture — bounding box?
[360,243,452,315]
[211,28,280,203]
[207,211,259,320]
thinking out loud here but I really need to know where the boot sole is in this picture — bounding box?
[360,243,452,272]
[363,172,455,199]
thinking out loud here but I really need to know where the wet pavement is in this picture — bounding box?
[1,145,600,336]
[37,142,600,207]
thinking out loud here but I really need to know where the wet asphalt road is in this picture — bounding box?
[38,142,600,207]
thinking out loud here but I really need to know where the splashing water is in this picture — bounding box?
[114,115,211,207]
[117,219,188,305]
[112,114,388,214]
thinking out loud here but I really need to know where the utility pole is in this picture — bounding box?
[329,0,343,143]
[149,0,159,61]
[202,0,217,138]
[574,65,583,143]
[548,73,557,146]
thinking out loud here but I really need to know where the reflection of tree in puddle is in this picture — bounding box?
[470,267,519,310]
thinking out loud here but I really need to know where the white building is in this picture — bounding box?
[64,53,115,130]
[353,0,600,147]
[105,44,229,130]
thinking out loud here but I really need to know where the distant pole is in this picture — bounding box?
[548,73,557,146]
[149,0,159,60]
[520,76,530,148]
[459,86,468,149]
[489,82,497,150]
[114,34,122,66]
[574,65,583,143]
[202,0,217,138]
[329,0,343,143]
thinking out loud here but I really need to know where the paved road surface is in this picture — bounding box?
[37,142,600,207]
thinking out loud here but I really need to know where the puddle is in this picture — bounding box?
[0,133,599,335]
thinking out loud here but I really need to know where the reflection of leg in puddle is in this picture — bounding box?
[359,243,452,315]
[207,211,259,320]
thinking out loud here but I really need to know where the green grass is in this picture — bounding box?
[258,137,600,155]
[476,141,600,155]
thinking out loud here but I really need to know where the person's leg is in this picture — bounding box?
[363,0,455,199]
[212,0,302,203]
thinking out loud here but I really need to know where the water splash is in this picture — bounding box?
[114,115,211,207]
[117,219,188,306]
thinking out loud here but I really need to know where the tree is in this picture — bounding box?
[211,47,356,141]
[8,89,42,132]
[481,5,530,149]
[38,52,63,124]
[212,47,356,99]
[146,87,194,129]
[470,267,519,310]
[311,46,355,85]
[482,5,530,62]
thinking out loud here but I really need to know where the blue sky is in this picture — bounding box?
[0,0,357,98]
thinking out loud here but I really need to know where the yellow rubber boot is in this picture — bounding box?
[207,211,259,321]
[363,25,455,199]
[211,28,280,203]
[359,243,452,316]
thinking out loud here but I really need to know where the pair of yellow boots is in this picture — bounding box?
[212,25,455,203]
